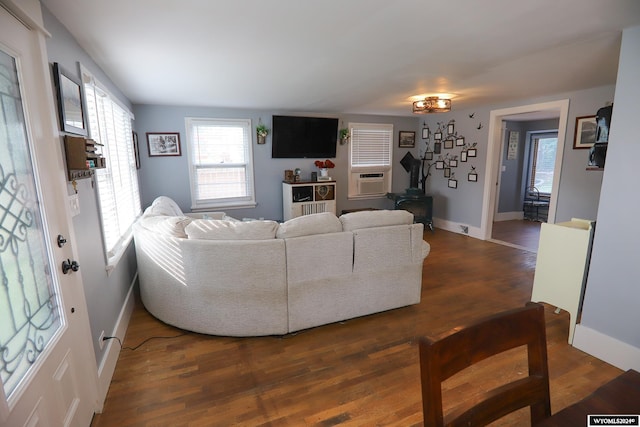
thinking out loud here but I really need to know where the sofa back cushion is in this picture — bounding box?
[276,212,342,239]
[143,196,184,217]
[340,209,413,231]
[185,219,279,240]
[139,215,193,238]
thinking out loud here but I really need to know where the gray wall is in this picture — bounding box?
[133,106,420,219]
[580,25,640,348]
[43,6,138,365]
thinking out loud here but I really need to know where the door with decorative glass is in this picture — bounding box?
[1,5,98,426]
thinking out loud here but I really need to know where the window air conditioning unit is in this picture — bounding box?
[357,172,386,196]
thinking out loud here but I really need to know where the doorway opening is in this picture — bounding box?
[480,100,570,251]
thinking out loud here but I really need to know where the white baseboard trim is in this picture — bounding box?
[494,211,524,222]
[573,324,640,372]
[95,273,137,412]
[432,217,483,240]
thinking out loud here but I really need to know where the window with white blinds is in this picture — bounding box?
[82,67,141,268]
[350,123,393,167]
[185,118,256,210]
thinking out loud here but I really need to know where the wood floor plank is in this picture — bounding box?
[91,227,621,426]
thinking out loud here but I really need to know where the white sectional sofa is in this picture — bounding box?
[133,196,430,336]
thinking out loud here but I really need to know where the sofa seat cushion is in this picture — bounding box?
[276,212,342,239]
[185,219,279,240]
[139,215,193,238]
[340,209,413,231]
[143,196,184,217]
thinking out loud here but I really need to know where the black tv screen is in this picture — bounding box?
[271,115,338,158]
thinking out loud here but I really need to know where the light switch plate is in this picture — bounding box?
[69,194,80,217]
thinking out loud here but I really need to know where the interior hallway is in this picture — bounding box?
[492,219,543,252]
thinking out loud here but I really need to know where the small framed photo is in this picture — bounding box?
[448,179,458,189]
[573,115,597,149]
[447,123,455,135]
[456,137,465,147]
[434,132,442,141]
[433,141,442,154]
[399,131,416,148]
[468,172,478,182]
[444,139,454,149]
[53,63,87,136]
[449,159,458,167]
[467,148,477,157]
[461,151,468,162]
[444,167,451,178]
[424,151,434,160]
[422,127,430,139]
[147,132,182,157]
[435,160,444,170]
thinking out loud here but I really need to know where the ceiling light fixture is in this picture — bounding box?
[412,96,451,114]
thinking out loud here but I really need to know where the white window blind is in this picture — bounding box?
[185,118,255,210]
[350,123,393,168]
[82,67,141,267]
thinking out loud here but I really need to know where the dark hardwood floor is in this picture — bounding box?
[91,228,621,426]
[492,219,542,252]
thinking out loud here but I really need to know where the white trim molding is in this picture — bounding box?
[573,324,640,372]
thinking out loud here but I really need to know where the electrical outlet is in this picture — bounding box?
[98,330,105,350]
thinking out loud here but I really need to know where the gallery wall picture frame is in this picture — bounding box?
[435,160,444,170]
[53,62,87,136]
[444,167,451,178]
[399,131,416,148]
[448,179,458,189]
[449,159,458,167]
[422,127,430,139]
[424,151,434,160]
[461,151,468,162]
[433,141,442,154]
[147,132,182,157]
[434,131,442,140]
[444,139,454,149]
[456,137,465,147]
[468,172,478,182]
[467,148,477,157]
[447,123,455,135]
[573,115,597,149]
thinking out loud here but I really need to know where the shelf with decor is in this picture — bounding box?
[282,181,336,221]
[64,135,106,180]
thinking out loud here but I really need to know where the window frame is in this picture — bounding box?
[526,131,558,196]
[81,65,141,271]
[347,122,393,199]
[185,117,256,211]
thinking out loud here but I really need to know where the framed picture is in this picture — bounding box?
[573,115,597,149]
[456,137,465,147]
[449,159,458,167]
[468,172,478,182]
[467,148,477,157]
[461,151,468,162]
[424,151,434,160]
[444,167,451,178]
[434,132,442,140]
[444,139,454,149]
[53,63,87,136]
[447,123,455,135]
[399,131,416,148]
[433,141,442,154]
[435,160,444,170]
[147,132,182,156]
[448,179,458,189]
[422,127,430,139]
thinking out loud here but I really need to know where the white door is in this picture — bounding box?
[0,5,98,427]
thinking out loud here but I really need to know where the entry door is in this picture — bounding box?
[0,6,98,426]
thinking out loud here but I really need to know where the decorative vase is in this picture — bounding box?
[320,168,328,177]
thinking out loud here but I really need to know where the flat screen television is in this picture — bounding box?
[271,115,338,158]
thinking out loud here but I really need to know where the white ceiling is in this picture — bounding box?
[41,0,640,117]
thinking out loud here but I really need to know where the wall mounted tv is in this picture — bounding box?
[271,115,339,158]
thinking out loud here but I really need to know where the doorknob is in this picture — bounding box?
[62,259,80,274]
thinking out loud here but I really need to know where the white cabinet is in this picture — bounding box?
[282,181,336,221]
[531,218,595,344]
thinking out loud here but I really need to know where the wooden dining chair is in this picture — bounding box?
[419,303,551,426]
